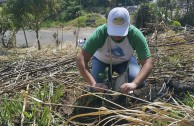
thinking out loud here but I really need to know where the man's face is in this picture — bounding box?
[111,36,125,41]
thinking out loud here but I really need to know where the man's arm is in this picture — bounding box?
[76,50,96,86]
[120,57,153,93]
[76,50,108,91]
[133,57,153,86]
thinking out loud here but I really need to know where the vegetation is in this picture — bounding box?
[65,13,106,27]
[0,0,194,49]
[1,0,194,49]
[0,29,194,125]
[0,83,64,125]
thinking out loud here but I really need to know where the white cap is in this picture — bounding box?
[107,7,130,36]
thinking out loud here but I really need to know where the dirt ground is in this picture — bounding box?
[1,30,194,125]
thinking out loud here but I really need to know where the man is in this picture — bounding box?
[76,7,153,94]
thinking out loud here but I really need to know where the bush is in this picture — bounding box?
[179,12,194,26]
[171,20,181,27]
[134,4,158,29]
[65,13,106,27]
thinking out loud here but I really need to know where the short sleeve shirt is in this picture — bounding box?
[82,24,151,65]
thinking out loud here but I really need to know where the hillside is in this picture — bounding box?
[0,30,194,125]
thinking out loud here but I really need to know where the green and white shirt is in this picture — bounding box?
[82,24,151,65]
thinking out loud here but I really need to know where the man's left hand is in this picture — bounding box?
[120,82,137,94]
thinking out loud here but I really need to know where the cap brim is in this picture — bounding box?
[107,24,129,36]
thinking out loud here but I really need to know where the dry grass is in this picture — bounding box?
[0,31,194,126]
[65,88,194,126]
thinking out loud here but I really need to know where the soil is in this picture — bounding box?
[1,29,194,125]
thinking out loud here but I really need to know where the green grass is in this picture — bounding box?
[182,92,194,107]
[41,13,106,28]
[0,83,64,126]
[0,94,23,126]
[65,13,106,27]
[41,20,65,28]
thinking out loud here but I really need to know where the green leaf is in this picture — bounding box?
[105,67,109,74]
[23,112,32,119]
[98,73,105,79]
[40,106,50,125]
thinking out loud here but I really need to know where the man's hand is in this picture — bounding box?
[120,82,137,94]
[92,83,108,92]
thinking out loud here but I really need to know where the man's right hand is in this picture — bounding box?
[91,83,108,92]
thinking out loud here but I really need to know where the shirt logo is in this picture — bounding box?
[108,46,125,57]
[113,17,125,25]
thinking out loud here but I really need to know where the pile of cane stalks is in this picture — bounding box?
[0,30,194,125]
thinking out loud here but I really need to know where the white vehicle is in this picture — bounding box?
[78,38,86,47]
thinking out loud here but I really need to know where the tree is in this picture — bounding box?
[4,0,30,48]
[0,3,15,48]
[64,0,81,21]
[135,3,158,29]
[182,0,194,26]
[156,0,178,22]
[156,0,194,26]
[25,0,64,50]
